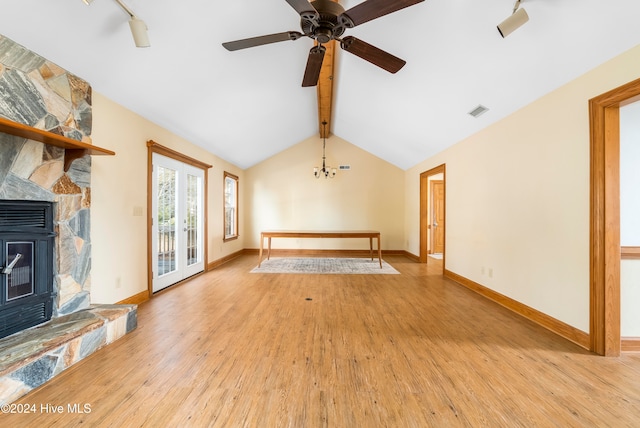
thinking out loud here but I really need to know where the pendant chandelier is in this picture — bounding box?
[314,121,336,179]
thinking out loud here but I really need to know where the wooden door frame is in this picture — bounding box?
[420,164,445,270]
[589,77,640,356]
[147,140,212,297]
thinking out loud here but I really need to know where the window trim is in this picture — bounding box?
[223,171,239,242]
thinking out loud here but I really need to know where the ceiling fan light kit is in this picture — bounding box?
[498,0,529,38]
[222,0,425,87]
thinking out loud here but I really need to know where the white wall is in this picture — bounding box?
[620,101,640,245]
[620,100,640,337]
[621,260,640,336]
[405,44,640,333]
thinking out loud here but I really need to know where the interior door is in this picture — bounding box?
[431,180,445,254]
[152,153,204,292]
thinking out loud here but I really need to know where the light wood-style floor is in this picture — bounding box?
[4,255,640,427]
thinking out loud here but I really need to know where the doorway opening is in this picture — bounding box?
[589,77,640,356]
[619,99,640,351]
[420,164,446,272]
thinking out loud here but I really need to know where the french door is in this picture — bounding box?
[151,153,205,292]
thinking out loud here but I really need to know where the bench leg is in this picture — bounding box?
[369,237,374,261]
[258,234,264,267]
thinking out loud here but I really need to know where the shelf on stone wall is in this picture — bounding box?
[0,116,115,172]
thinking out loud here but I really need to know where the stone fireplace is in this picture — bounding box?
[0,34,93,317]
[0,35,136,404]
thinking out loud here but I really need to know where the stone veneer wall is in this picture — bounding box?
[0,35,93,316]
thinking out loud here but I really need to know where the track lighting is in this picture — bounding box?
[497,0,529,38]
[127,17,150,48]
[114,0,150,47]
[82,0,150,47]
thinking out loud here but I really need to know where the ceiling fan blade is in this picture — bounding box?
[285,0,319,22]
[302,45,326,87]
[340,0,424,28]
[340,36,406,74]
[222,31,303,51]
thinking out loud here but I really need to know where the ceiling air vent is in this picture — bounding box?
[468,105,489,118]
[339,165,351,170]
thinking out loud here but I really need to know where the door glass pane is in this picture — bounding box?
[157,166,178,276]
[186,173,202,267]
[6,242,34,301]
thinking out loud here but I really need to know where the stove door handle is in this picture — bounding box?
[2,253,22,275]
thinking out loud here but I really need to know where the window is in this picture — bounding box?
[224,172,239,241]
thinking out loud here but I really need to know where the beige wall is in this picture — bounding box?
[405,44,640,333]
[244,135,405,250]
[90,93,244,304]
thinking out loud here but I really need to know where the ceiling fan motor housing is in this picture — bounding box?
[301,0,349,43]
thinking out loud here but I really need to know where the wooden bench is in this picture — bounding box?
[258,230,382,268]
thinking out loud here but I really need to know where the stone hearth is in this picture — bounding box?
[0,304,137,405]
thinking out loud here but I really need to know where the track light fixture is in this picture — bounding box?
[82,0,150,47]
[497,0,529,38]
[114,0,150,47]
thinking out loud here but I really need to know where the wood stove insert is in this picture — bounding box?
[0,200,55,339]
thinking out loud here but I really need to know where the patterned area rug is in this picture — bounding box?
[251,257,400,274]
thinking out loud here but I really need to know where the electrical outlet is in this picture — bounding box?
[488,268,493,278]
[115,277,121,289]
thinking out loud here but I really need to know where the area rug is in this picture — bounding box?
[251,257,400,274]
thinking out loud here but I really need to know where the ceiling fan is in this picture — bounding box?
[222,0,425,87]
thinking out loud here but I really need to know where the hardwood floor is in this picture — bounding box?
[4,255,640,427]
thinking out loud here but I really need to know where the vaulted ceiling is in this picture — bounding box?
[2,1,640,170]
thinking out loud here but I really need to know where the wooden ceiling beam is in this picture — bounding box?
[316,39,335,138]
